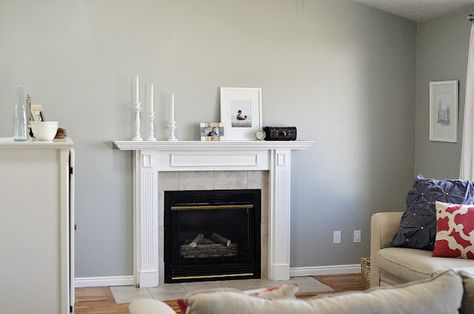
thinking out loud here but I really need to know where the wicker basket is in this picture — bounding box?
[361,257,371,289]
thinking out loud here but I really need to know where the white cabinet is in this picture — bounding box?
[0,138,74,314]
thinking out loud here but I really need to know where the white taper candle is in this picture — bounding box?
[171,94,175,121]
[150,84,154,113]
[135,75,140,104]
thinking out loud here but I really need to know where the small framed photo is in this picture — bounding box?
[30,104,45,122]
[429,80,458,142]
[220,87,262,140]
[200,122,224,141]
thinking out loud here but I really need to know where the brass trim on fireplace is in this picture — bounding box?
[172,273,254,280]
[171,204,254,211]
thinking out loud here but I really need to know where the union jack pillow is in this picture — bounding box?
[432,202,474,259]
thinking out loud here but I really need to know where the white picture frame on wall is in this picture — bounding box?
[429,80,458,143]
[220,87,262,141]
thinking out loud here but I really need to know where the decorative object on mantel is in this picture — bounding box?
[13,83,28,142]
[220,87,262,141]
[263,127,297,141]
[31,121,58,141]
[131,75,143,141]
[255,129,266,141]
[168,93,178,141]
[200,122,224,141]
[429,80,458,143]
[145,84,157,141]
[55,128,67,139]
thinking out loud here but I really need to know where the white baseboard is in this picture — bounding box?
[75,265,360,287]
[75,275,135,288]
[290,264,361,277]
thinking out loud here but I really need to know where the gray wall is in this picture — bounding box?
[0,0,416,277]
[415,7,473,178]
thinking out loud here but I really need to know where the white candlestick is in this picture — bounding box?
[145,84,156,141]
[135,75,140,104]
[170,94,175,122]
[131,75,142,141]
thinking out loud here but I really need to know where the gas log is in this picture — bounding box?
[189,233,204,248]
[210,233,231,247]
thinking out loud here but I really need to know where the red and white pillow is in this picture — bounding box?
[433,201,474,259]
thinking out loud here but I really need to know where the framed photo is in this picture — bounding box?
[200,122,224,141]
[30,104,45,122]
[429,80,458,142]
[220,87,262,140]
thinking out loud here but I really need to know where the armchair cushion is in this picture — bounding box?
[377,247,474,282]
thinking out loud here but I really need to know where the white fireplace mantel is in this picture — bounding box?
[114,140,313,287]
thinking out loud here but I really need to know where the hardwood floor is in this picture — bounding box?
[314,273,365,292]
[75,287,128,314]
[75,273,364,313]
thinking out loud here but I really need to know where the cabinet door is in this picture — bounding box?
[0,150,61,313]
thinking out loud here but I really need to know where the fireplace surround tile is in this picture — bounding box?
[158,172,179,191]
[213,171,248,189]
[179,171,214,190]
[247,171,267,189]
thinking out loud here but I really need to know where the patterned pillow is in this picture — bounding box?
[390,176,474,250]
[433,202,474,259]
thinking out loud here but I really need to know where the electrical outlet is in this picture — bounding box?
[354,230,361,243]
[333,231,341,244]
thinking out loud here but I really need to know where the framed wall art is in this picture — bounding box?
[429,80,458,142]
[200,122,224,141]
[220,87,262,141]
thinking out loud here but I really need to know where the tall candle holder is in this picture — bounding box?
[131,101,143,141]
[146,111,157,141]
[131,75,143,141]
[145,84,157,141]
[168,120,178,141]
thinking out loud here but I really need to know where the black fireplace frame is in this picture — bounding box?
[164,189,261,283]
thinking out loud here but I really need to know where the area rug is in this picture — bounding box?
[111,276,333,304]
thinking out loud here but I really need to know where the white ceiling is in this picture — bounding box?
[353,0,474,22]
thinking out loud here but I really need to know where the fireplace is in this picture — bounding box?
[114,140,312,287]
[164,189,261,283]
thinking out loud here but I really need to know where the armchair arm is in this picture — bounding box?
[370,211,403,287]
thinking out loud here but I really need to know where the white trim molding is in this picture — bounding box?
[114,140,313,287]
[75,276,135,288]
[290,264,361,277]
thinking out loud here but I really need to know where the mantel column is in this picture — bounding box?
[134,151,159,287]
[268,149,292,280]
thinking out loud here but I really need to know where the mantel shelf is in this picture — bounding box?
[113,140,313,151]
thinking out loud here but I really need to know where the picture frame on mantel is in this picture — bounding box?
[429,80,458,143]
[200,122,224,141]
[220,87,262,141]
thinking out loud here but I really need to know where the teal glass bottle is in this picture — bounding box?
[13,83,28,142]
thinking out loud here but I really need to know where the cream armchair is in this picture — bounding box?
[370,212,474,287]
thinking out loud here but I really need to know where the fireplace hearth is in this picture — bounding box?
[164,189,261,283]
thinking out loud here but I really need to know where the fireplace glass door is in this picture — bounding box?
[164,189,261,283]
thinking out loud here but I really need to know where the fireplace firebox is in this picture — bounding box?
[164,189,261,283]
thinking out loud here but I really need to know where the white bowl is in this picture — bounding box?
[31,121,58,141]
